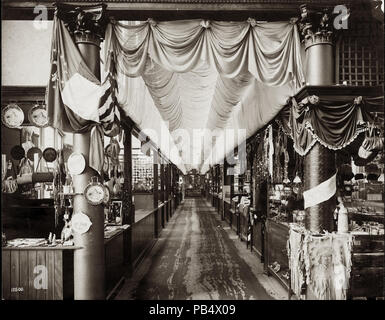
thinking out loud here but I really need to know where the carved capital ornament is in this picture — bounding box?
[55,3,109,46]
[298,4,337,49]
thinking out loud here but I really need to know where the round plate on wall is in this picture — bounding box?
[10,145,25,161]
[84,177,105,206]
[27,147,42,161]
[28,104,49,128]
[2,103,24,128]
[67,152,86,175]
[42,147,57,163]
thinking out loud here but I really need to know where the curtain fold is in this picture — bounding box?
[278,96,382,156]
[105,19,304,85]
[104,19,305,171]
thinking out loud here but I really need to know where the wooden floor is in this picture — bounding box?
[115,198,273,300]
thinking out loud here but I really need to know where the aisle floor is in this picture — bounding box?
[115,198,287,300]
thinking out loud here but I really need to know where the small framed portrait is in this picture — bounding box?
[110,200,122,225]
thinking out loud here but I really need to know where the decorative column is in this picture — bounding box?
[122,125,134,225]
[299,5,337,233]
[153,149,159,237]
[160,158,165,228]
[122,124,134,271]
[165,163,169,221]
[216,164,220,210]
[56,4,107,299]
[153,151,159,208]
[223,158,234,223]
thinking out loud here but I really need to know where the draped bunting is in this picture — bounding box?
[279,96,383,156]
[46,17,121,174]
[105,19,304,84]
[103,19,305,172]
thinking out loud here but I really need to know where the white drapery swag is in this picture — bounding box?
[103,18,305,173]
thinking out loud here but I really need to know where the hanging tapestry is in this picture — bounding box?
[288,224,306,297]
[289,225,354,300]
[302,232,353,300]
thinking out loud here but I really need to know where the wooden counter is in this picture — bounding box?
[2,245,80,300]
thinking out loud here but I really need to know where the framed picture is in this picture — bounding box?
[109,200,122,225]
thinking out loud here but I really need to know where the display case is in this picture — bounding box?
[264,125,304,292]
[132,151,154,194]
[337,152,384,299]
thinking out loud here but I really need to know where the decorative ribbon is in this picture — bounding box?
[303,172,337,209]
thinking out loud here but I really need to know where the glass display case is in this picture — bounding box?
[132,151,154,193]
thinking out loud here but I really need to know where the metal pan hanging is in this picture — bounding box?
[10,145,25,161]
[28,103,49,128]
[27,147,42,162]
[42,147,57,163]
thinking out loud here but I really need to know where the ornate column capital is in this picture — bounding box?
[55,3,108,46]
[298,4,336,49]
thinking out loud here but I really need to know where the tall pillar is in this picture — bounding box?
[153,149,159,237]
[160,158,165,228]
[153,151,159,209]
[122,126,134,225]
[223,158,234,222]
[56,4,108,299]
[299,5,336,233]
[216,164,220,209]
[122,126,134,272]
[165,163,170,221]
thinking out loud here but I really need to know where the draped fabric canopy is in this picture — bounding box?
[103,18,305,172]
[278,95,383,156]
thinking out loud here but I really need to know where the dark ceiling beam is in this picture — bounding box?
[1,0,375,21]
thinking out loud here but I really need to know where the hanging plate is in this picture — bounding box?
[67,152,86,175]
[28,104,48,128]
[42,147,57,163]
[10,145,25,161]
[2,103,24,128]
[27,147,42,161]
[84,176,105,206]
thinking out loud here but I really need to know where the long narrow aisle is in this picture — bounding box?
[116,198,274,300]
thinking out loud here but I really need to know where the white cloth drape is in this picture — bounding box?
[104,19,305,172]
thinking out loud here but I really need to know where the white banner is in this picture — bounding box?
[303,173,337,209]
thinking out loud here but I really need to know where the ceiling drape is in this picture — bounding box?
[103,18,305,172]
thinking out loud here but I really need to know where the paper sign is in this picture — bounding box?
[71,212,92,234]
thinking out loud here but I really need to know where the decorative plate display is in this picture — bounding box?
[10,145,25,161]
[28,104,48,128]
[2,103,24,128]
[84,176,105,206]
[42,147,57,163]
[27,147,42,162]
[103,185,111,204]
[71,211,92,234]
[67,152,86,175]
